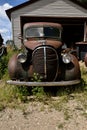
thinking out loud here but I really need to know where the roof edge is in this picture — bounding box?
[70,0,87,9]
[6,0,40,20]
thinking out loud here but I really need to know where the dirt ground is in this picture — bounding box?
[0,94,87,130]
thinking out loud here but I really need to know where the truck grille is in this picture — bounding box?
[32,45,58,81]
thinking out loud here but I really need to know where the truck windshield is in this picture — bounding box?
[25,26,61,39]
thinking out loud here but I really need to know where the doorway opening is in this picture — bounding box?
[62,24,84,48]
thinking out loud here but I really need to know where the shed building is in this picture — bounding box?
[6,0,87,60]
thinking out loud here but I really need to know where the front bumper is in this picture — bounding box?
[7,79,81,87]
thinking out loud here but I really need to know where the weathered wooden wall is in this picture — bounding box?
[11,0,87,48]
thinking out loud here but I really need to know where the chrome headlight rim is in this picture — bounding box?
[62,53,71,64]
[17,53,27,63]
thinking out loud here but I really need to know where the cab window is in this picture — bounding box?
[25,26,62,40]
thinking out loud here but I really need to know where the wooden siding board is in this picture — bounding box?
[27,3,87,17]
[12,0,87,17]
[11,16,21,48]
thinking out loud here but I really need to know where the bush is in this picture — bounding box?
[0,46,18,79]
[0,55,9,79]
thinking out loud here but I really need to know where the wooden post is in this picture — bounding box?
[86,24,87,41]
[84,22,87,42]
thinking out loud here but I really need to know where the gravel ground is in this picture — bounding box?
[0,95,87,130]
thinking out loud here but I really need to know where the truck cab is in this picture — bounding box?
[7,22,81,86]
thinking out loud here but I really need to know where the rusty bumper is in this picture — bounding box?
[7,80,81,87]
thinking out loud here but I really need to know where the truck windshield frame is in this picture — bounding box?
[24,26,62,40]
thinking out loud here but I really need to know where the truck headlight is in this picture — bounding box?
[62,53,71,64]
[17,53,27,63]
